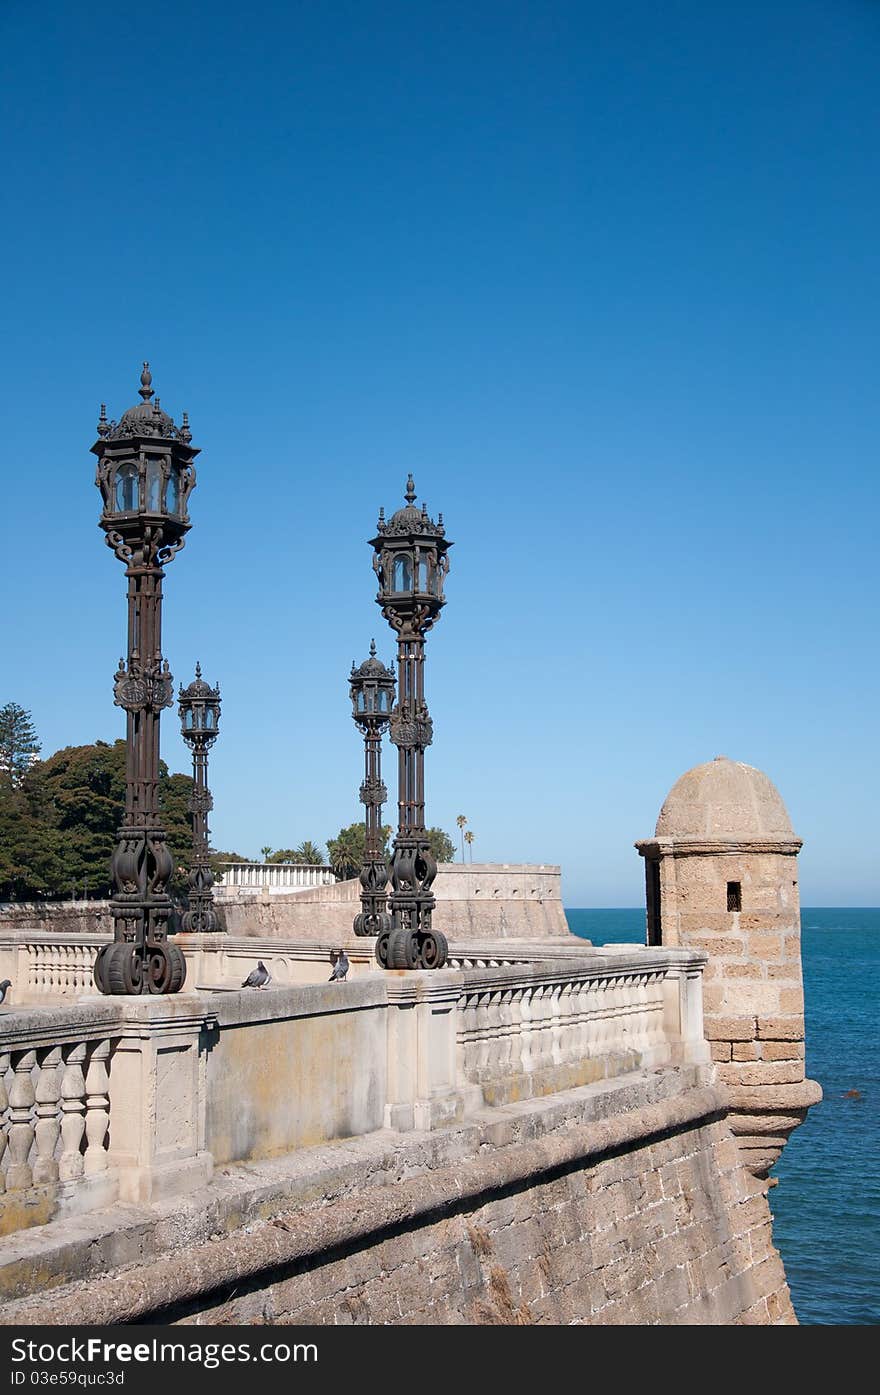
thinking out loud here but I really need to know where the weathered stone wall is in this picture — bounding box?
[205,982,388,1164]
[0,865,571,947]
[0,1069,795,1326]
[214,863,571,942]
[0,902,110,937]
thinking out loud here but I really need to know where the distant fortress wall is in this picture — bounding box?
[0,864,570,946]
[213,862,571,941]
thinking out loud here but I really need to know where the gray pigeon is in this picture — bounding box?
[329,950,349,982]
[242,960,271,989]
[0,979,11,1005]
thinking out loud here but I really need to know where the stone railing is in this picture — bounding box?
[454,951,704,1106]
[217,863,336,891]
[0,932,111,1004]
[0,998,212,1238]
[1,1035,113,1201]
[0,947,709,1238]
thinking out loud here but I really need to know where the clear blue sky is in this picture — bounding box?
[1,1,877,906]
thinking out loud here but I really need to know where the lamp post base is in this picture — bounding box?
[93,939,186,995]
[376,926,448,971]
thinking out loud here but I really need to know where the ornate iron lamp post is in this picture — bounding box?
[178,664,221,933]
[349,641,395,938]
[91,364,197,995]
[370,476,452,970]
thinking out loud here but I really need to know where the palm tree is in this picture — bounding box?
[294,840,326,866]
[464,829,475,863]
[456,814,467,862]
[260,845,272,862]
[326,824,364,881]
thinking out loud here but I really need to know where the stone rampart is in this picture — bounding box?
[0,1067,795,1325]
[214,862,571,941]
[0,950,707,1235]
[0,864,571,946]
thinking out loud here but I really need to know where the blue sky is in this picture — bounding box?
[1,1,877,905]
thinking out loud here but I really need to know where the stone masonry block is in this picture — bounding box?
[686,935,745,957]
[768,963,803,980]
[778,987,805,1014]
[756,1016,803,1039]
[717,1061,806,1087]
[761,1040,805,1061]
[748,934,784,960]
[703,1014,757,1040]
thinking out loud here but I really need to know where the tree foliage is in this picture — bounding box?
[269,840,326,865]
[326,823,392,880]
[208,850,250,878]
[0,703,41,787]
[426,827,456,863]
[0,739,195,902]
[324,824,454,878]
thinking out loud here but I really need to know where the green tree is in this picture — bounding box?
[208,850,250,884]
[464,829,475,863]
[326,823,392,880]
[0,784,64,899]
[0,739,196,901]
[426,827,456,863]
[260,845,273,862]
[0,703,41,787]
[269,841,326,865]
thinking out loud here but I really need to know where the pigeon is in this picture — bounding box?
[242,960,271,989]
[329,950,349,982]
[0,979,11,1006]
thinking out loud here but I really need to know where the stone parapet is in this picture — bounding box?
[0,1067,794,1326]
[2,863,572,949]
[1,946,710,1238]
[214,862,571,941]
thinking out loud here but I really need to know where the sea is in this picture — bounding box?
[564,906,879,1326]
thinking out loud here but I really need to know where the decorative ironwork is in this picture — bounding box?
[359,777,387,806]
[349,641,396,938]
[113,658,174,712]
[178,664,222,934]
[369,479,452,970]
[91,365,198,995]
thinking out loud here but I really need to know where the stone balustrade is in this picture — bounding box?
[217,862,336,891]
[0,1006,120,1233]
[455,949,708,1107]
[0,946,709,1239]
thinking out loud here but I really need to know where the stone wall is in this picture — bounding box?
[0,951,706,1234]
[205,982,388,1164]
[0,902,110,937]
[0,865,571,947]
[0,1068,795,1325]
[214,863,571,942]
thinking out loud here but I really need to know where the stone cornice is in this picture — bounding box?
[635,837,803,858]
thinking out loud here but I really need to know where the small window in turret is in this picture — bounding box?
[727,881,742,912]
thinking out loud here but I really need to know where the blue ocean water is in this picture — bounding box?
[565,907,879,1326]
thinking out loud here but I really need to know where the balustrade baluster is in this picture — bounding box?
[0,1051,9,1193]
[486,991,503,1078]
[6,1050,37,1190]
[84,1041,110,1174]
[59,1043,87,1181]
[33,1047,62,1183]
[519,985,533,1074]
